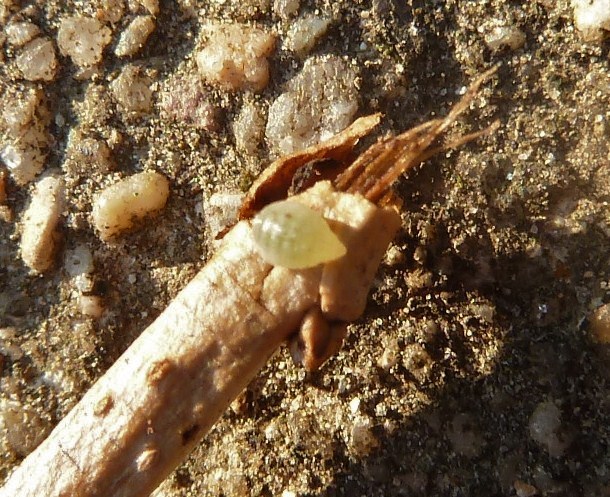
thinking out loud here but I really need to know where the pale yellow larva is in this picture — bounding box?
[251,200,346,269]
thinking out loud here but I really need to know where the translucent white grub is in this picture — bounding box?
[572,0,610,42]
[251,200,346,269]
[16,37,58,81]
[196,23,276,92]
[115,15,155,57]
[110,64,153,114]
[5,21,40,47]
[266,55,358,155]
[20,175,64,273]
[283,14,331,56]
[57,16,112,67]
[92,171,169,241]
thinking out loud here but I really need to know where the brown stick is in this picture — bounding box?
[0,186,400,497]
[0,69,498,497]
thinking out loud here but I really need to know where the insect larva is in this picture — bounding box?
[251,200,346,269]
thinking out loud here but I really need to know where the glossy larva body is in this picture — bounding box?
[251,200,346,269]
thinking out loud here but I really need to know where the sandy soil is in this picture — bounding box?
[1,0,609,496]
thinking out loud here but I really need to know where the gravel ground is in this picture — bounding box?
[1,1,609,496]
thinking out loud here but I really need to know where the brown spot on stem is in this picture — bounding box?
[93,395,114,416]
[147,359,174,385]
[180,424,200,445]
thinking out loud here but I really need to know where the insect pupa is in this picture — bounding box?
[251,200,346,269]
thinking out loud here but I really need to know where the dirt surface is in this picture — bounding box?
[1,1,609,496]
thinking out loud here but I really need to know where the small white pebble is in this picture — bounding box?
[349,397,360,414]
[349,417,378,456]
[528,401,566,457]
[92,171,169,241]
[233,101,266,154]
[264,420,279,441]
[572,0,610,42]
[273,0,299,19]
[64,244,94,277]
[514,480,538,497]
[134,0,160,15]
[589,303,610,343]
[110,65,153,114]
[115,15,155,57]
[97,0,126,24]
[159,74,218,130]
[484,25,526,51]
[0,143,45,185]
[1,88,49,185]
[0,399,51,456]
[384,245,404,266]
[196,23,276,92]
[78,295,105,318]
[20,175,64,273]
[57,16,112,67]
[16,37,58,81]
[5,21,40,47]
[73,273,94,293]
[283,14,331,56]
[2,87,42,134]
[266,55,358,155]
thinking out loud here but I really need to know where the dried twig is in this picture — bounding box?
[0,69,498,497]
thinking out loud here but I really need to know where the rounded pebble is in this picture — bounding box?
[572,0,610,42]
[115,15,155,57]
[20,175,64,273]
[92,171,170,241]
[57,16,112,67]
[16,38,58,81]
[196,23,276,92]
[266,55,358,155]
